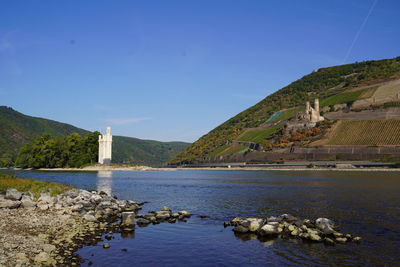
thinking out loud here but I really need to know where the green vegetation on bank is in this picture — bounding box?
[172,57,400,164]
[0,173,72,197]
[0,106,190,167]
[15,132,99,169]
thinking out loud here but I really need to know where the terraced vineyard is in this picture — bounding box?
[327,120,400,145]
[237,125,283,143]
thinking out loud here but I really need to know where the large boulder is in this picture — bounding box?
[259,223,282,236]
[0,199,21,209]
[248,218,264,232]
[155,211,171,220]
[5,188,22,201]
[121,212,135,227]
[21,195,36,208]
[315,218,335,234]
[38,193,55,205]
[233,225,249,233]
[34,252,49,264]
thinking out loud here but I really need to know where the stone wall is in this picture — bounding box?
[207,146,400,163]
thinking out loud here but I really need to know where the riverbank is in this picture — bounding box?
[29,161,399,172]
[0,174,192,266]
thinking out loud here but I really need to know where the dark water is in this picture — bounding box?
[7,170,400,266]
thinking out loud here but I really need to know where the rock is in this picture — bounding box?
[171,212,180,218]
[352,236,361,243]
[290,229,299,236]
[287,225,295,232]
[233,225,249,233]
[333,232,343,238]
[5,188,23,201]
[42,244,56,253]
[259,224,280,236]
[38,193,54,204]
[160,206,171,212]
[78,189,92,199]
[335,237,348,243]
[155,211,171,220]
[0,199,21,209]
[231,217,243,225]
[316,218,335,234]
[266,216,280,223]
[178,210,191,217]
[249,219,264,232]
[309,233,322,242]
[324,237,335,246]
[279,214,297,223]
[34,252,49,264]
[103,243,110,249]
[83,214,97,222]
[345,234,352,239]
[38,204,50,210]
[121,212,135,227]
[20,195,36,208]
[223,222,230,228]
[136,218,150,225]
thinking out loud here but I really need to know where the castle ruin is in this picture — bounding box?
[286,99,324,131]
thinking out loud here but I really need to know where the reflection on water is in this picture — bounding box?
[96,171,113,196]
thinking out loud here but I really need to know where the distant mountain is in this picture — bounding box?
[0,106,190,167]
[172,56,400,164]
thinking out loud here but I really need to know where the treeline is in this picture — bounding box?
[15,132,99,169]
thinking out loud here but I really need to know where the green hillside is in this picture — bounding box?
[0,106,190,167]
[172,57,400,164]
[113,136,190,167]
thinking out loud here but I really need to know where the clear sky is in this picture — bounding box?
[1,0,399,142]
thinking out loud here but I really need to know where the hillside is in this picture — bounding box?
[172,56,400,164]
[0,106,190,167]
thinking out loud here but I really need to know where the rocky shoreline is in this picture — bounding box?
[0,188,191,266]
[226,214,361,245]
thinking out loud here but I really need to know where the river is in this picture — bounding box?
[9,170,400,266]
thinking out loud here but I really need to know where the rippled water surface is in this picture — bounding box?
[9,170,400,266]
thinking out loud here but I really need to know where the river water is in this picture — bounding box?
[9,170,400,266]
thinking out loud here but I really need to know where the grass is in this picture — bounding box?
[237,125,283,143]
[209,145,229,157]
[219,145,248,156]
[266,107,301,123]
[320,89,367,106]
[0,173,72,198]
[327,120,400,145]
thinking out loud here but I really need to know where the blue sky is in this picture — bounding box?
[1,0,399,142]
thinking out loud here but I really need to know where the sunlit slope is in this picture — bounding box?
[172,57,400,164]
[327,120,400,146]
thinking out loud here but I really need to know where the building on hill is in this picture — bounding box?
[286,99,324,132]
[304,99,324,123]
[99,127,112,164]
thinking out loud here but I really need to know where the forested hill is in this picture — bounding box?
[171,56,400,164]
[0,106,190,167]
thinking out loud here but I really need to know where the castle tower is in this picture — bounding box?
[98,127,112,164]
[314,98,320,114]
[306,101,310,112]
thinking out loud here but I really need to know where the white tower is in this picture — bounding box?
[98,127,112,164]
